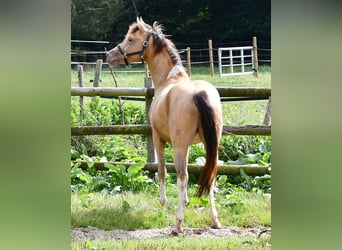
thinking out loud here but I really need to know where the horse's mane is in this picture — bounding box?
[130,21,182,66]
[151,21,182,66]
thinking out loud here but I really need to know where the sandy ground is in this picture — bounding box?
[72,226,271,242]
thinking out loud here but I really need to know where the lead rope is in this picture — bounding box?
[105,47,125,125]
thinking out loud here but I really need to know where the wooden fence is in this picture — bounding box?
[71,76,271,176]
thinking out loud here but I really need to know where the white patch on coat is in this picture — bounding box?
[167,65,186,80]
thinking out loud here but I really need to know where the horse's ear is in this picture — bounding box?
[136,17,148,32]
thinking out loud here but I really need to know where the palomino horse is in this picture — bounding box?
[107,17,222,234]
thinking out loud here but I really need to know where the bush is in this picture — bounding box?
[219,136,271,165]
[71,97,146,126]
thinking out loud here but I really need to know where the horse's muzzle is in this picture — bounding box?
[106,48,122,66]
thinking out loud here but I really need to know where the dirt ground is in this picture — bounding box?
[71,226,271,242]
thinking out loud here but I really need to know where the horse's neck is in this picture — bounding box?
[146,53,188,91]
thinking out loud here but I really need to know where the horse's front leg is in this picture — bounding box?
[153,135,167,206]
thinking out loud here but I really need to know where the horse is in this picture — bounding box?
[106,17,223,234]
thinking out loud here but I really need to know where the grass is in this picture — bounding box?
[71,235,271,250]
[71,65,271,88]
[71,185,271,249]
[71,185,271,231]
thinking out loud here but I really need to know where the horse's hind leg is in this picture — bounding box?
[153,134,167,206]
[173,147,190,234]
[209,180,221,229]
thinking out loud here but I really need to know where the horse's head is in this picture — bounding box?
[107,17,164,66]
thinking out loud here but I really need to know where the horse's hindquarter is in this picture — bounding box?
[150,81,200,144]
[150,80,221,145]
[193,80,223,125]
[192,80,222,108]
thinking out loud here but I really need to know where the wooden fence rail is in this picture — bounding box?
[71,125,271,136]
[74,161,270,176]
[71,86,270,98]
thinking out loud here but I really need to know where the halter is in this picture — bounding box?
[117,31,154,66]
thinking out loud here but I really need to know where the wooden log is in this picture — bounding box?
[223,125,271,136]
[93,59,103,87]
[73,161,270,176]
[77,65,84,118]
[71,125,270,136]
[253,36,259,77]
[144,77,156,163]
[208,39,214,77]
[263,96,272,125]
[71,125,151,136]
[71,87,147,97]
[71,87,270,98]
[187,47,191,76]
[216,87,271,97]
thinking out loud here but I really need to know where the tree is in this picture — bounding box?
[71,0,270,49]
[71,0,124,41]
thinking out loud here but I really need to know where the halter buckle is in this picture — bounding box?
[143,40,149,47]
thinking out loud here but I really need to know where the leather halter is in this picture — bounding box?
[117,31,154,66]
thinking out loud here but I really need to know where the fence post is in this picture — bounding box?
[187,47,191,77]
[208,39,214,77]
[144,77,156,163]
[94,59,103,87]
[253,37,259,77]
[263,96,272,125]
[77,65,84,118]
[144,63,149,77]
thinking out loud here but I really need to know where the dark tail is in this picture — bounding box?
[193,91,219,197]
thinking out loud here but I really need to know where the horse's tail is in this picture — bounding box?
[193,90,220,197]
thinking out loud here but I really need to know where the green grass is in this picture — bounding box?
[71,186,271,249]
[71,186,271,231]
[71,65,271,88]
[71,235,271,250]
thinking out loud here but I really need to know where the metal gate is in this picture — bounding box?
[218,46,254,77]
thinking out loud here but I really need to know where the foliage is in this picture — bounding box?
[71,160,154,194]
[71,0,271,48]
[71,0,124,41]
[71,97,146,126]
[219,135,271,165]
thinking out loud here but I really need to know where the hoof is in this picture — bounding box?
[160,198,167,206]
[211,224,222,229]
[172,219,183,236]
[171,227,183,236]
[211,221,222,229]
[171,229,179,236]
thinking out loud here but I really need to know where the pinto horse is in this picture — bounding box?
[107,17,222,234]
